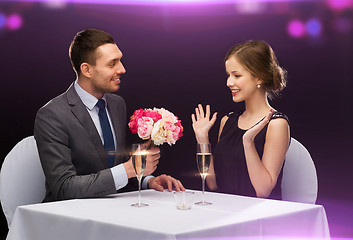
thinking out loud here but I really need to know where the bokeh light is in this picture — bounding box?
[0,0,321,5]
[306,18,322,37]
[287,20,305,38]
[6,14,23,30]
[236,1,266,14]
[326,0,353,10]
[0,13,6,30]
[32,0,238,4]
[42,0,68,9]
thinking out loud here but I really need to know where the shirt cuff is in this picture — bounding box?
[111,164,128,190]
[142,175,154,189]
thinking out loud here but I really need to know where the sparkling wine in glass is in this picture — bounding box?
[131,143,148,207]
[195,143,212,205]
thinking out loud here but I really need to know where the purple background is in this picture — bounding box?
[1,1,353,239]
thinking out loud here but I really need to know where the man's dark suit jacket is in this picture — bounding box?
[34,83,133,202]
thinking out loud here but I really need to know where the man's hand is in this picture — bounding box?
[148,174,185,192]
[143,146,160,176]
[123,140,160,178]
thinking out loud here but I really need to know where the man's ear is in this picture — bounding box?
[80,63,91,78]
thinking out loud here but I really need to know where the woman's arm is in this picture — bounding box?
[206,115,229,191]
[191,104,218,190]
[242,110,290,198]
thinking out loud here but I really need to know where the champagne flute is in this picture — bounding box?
[195,143,212,205]
[131,143,148,207]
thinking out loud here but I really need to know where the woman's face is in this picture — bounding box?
[225,56,260,103]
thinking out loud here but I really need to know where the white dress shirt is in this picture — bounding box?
[74,81,152,190]
[73,81,132,190]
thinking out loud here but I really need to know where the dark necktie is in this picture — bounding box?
[96,99,115,168]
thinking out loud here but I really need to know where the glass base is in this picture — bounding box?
[131,203,149,207]
[195,201,212,206]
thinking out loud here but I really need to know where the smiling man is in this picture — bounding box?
[34,29,184,202]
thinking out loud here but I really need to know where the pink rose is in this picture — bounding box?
[164,121,181,146]
[156,108,177,123]
[128,109,144,134]
[137,117,154,140]
[175,120,183,138]
[143,109,162,122]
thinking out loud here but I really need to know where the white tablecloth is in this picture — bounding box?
[7,190,330,240]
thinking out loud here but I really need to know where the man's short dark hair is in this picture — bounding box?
[69,29,115,76]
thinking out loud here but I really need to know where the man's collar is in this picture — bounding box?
[74,80,106,110]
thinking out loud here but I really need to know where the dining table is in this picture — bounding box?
[6,189,330,240]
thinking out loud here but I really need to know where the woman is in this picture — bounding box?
[192,40,290,199]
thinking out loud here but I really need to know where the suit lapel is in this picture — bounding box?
[66,84,108,168]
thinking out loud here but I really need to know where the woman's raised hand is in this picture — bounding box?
[191,104,217,144]
[243,108,274,143]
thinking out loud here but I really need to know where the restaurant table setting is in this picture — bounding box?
[7,189,330,240]
[6,118,330,240]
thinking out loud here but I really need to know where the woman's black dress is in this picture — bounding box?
[213,111,289,200]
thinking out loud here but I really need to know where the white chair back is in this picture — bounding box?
[281,137,318,204]
[0,136,46,227]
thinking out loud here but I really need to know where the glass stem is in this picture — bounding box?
[201,174,206,203]
[138,177,142,206]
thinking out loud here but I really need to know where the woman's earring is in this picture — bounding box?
[257,84,261,89]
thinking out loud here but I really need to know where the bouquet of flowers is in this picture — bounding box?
[128,107,183,146]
